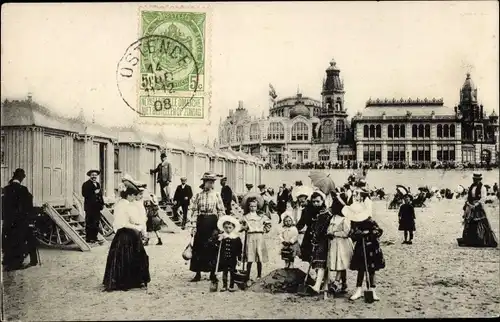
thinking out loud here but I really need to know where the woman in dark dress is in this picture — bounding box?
[296,200,317,263]
[458,173,498,248]
[398,194,416,244]
[188,172,226,282]
[307,191,334,295]
[103,178,150,291]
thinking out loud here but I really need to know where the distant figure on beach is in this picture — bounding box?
[150,152,172,205]
[398,194,416,244]
[457,173,498,248]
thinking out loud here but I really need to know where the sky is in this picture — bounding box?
[1,1,498,144]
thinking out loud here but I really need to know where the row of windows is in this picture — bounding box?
[363,124,457,139]
[362,144,458,162]
[363,125,382,138]
[436,144,456,161]
[223,120,346,143]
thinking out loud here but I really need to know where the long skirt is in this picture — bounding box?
[246,232,268,263]
[103,228,150,291]
[328,237,354,271]
[458,206,498,248]
[190,214,219,272]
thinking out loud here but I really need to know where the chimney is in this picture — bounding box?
[238,101,243,109]
[480,105,484,119]
[27,92,33,102]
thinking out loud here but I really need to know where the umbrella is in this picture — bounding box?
[240,192,265,210]
[396,185,408,195]
[292,186,314,201]
[308,171,336,195]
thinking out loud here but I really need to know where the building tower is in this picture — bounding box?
[457,72,483,142]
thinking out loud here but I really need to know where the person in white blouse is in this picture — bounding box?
[103,178,151,292]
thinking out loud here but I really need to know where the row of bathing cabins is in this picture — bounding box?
[1,97,264,210]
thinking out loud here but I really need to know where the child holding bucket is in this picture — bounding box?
[344,188,385,301]
[240,196,271,285]
[279,212,301,269]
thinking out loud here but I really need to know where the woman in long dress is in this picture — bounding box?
[188,172,226,282]
[458,173,498,248]
[103,178,150,291]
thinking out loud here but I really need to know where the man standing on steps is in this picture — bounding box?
[82,169,104,245]
[150,152,172,205]
[220,177,234,216]
[2,168,39,271]
[173,177,193,229]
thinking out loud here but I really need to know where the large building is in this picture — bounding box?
[218,59,356,165]
[218,60,499,166]
[352,73,498,165]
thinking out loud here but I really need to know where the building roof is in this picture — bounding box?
[1,99,80,133]
[290,103,310,118]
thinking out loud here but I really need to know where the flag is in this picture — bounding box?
[269,83,277,99]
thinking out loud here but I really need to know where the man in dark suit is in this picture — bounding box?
[81,169,104,244]
[220,177,234,216]
[150,152,172,205]
[2,168,39,271]
[173,177,193,229]
[276,183,290,223]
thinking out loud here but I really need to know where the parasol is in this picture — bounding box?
[292,185,314,201]
[308,171,336,195]
[240,192,265,210]
[396,185,409,195]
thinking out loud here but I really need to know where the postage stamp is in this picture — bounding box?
[116,6,210,121]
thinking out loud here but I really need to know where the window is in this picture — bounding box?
[267,122,285,140]
[236,125,244,142]
[400,125,405,138]
[462,149,474,162]
[418,124,424,138]
[318,149,330,161]
[437,144,456,161]
[250,123,260,141]
[412,125,418,138]
[363,144,382,162]
[443,124,449,138]
[226,128,232,143]
[363,125,369,138]
[424,124,430,138]
[304,151,309,160]
[388,125,393,138]
[322,120,334,141]
[387,144,406,162]
[291,122,309,141]
[450,124,455,137]
[437,124,443,138]
[369,125,375,138]
[335,120,345,139]
[375,125,381,138]
[114,148,120,170]
[411,144,430,162]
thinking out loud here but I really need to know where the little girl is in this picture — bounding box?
[241,197,271,285]
[279,213,301,269]
[346,188,385,301]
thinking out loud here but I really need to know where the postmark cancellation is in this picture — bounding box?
[116,5,211,123]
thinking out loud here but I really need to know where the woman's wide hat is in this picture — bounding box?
[240,192,265,210]
[86,169,100,176]
[201,171,218,181]
[342,202,370,222]
[217,215,241,232]
[120,174,141,192]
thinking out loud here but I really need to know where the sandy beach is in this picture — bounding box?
[3,198,499,320]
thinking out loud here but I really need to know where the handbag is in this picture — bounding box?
[182,238,193,260]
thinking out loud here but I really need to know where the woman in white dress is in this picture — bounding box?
[103,178,150,291]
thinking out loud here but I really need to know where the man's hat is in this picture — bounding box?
[86,169,100,176]
[246,183,254,189]
[13,168,26,178]
[181,177,187,181]
[160,152,167,158]
[473,173,482,180]
[295,180,303,186]
[258,184,266,189]
[221,176,228,181]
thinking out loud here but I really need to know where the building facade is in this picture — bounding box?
[352,73,498,166]
[218,59,356,165]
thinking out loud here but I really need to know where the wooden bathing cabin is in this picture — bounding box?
[1,97,264,251]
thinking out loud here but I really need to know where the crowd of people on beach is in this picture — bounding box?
[2,151,498,303]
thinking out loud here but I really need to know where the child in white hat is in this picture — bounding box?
[279,212,301,269]
[216,215,243,292]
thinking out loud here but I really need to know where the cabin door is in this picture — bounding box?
[99,143,107,194]
[42,134,65,205]
[145,148,157,194]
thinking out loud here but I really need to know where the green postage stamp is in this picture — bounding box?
[116,6,211,120]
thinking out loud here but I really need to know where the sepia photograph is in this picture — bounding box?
[1,1,499,320]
